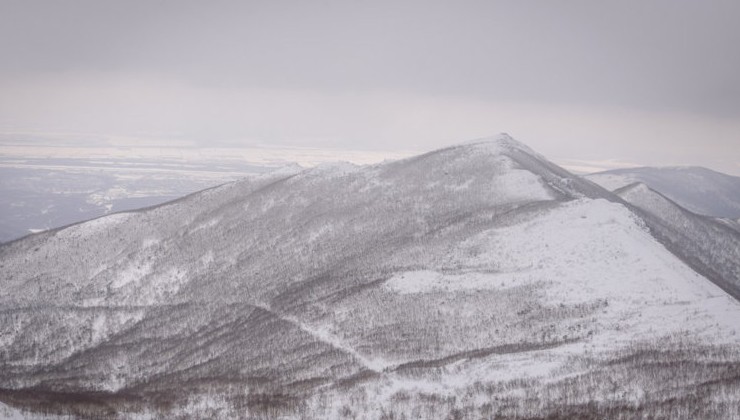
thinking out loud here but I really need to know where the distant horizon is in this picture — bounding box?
[1,130,738,177]
[2,1,739,177]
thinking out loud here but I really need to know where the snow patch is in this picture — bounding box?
[91,313,107,342]
[111,261,153,289]
[0,402,29,420]
[142,238,159,248]
[457,198,740,347]
[191,217,221,233]
[490,157,554,202]
[200,251,215,267]
[150,267,187,298]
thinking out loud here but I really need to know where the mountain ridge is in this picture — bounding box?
[1,136,739,418]
[610,180,740,300]
[588,165,740,219]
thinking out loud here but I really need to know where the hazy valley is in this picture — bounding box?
[0,153,288,244]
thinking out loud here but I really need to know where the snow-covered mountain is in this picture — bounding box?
[613,182,740,300]
[587,166,740,220]
[1,134,739,419]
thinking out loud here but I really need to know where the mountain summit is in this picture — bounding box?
[460,132,535,151]
[1,136,739,419]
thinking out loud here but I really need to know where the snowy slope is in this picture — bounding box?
[1,134,739,419]
[304,197,740,418]
[614,182,740,299]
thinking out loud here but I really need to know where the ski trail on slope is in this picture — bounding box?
[291,318,391,372]
[253,303,391,372]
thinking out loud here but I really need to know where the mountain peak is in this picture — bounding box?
[457,133,538,155]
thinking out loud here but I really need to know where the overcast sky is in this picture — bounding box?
[1,0,739,174]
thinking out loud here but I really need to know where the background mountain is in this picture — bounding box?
[587,167,740,300]
[612,182,740,300]
[1,135,739,419]
[587,166,740,220]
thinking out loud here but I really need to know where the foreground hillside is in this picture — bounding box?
[1,135,739,419]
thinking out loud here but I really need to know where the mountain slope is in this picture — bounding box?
[587,166,740,219]
[1,135,739,419]
[613,182,740,300]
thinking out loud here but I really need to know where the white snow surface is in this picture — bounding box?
[390,199,740,345]
[0,402,28,420]
[110,261,153,289]
[488,156,554,202]
[421,152,554,202]
[372,198,740,405]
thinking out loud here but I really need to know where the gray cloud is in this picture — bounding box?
[0,0,739,173]
[4,0,739,114]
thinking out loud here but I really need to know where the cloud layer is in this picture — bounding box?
[1,0,738,173]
